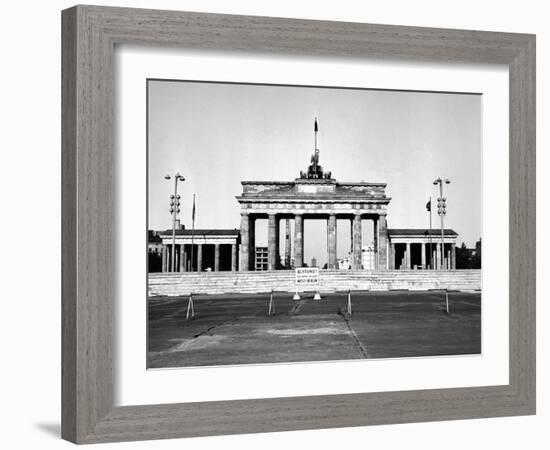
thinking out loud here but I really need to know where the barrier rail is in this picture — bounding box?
[152,287,467,321]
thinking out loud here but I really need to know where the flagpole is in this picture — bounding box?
[190,193,195,271]
[428,196,433,269]
[314,117,318,151]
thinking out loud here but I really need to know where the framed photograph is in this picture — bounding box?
[62,5,535,444]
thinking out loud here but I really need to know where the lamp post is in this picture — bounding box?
[165,173,185,272]
[433,177,450,270]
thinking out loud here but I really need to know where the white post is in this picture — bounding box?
[268,290,275,316]
[186,294,195,320]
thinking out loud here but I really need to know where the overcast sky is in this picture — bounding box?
[148,80,481,266]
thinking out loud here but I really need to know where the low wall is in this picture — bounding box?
[148,269,481,297]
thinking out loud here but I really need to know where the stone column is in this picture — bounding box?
[231,243,237,271]
[284,219,291,268]
[405,242,411,269]
[161,245,167,272]
[373,217,379,269]
[390,243,395,270]
[326,223,329,259]
[451,244,456,270]
[180,245,185,272]
[350,220,354,255]
[239,213,250,271]
[327,214,337,269]
[197,244,203,272]
[421,243,426,269]
[378,215,388,270]
[275,216,280,268]
[352,214,362,270]
[294,214,304,268]
[250,217,256,270]
[268,214,279,270]
[214,244,220,271]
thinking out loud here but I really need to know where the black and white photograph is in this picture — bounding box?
[1,0,543,447]
[146,80,482,368]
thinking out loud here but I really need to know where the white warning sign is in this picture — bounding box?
[294,268,321,300]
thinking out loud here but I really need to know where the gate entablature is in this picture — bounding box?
[236,179,391,216]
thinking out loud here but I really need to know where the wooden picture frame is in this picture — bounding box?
[62,5,536,444]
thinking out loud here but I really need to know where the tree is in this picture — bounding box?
[455,242,473,269]
[471,239,482,269]
[454,240,482,269]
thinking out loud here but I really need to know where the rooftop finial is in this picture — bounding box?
[314,116,318,153]
[298,117,332,180]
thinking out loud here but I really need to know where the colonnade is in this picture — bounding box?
[239,212,389,271]
[160,242,238,272]
[388,242,456,270]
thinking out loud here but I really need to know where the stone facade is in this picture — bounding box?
[154,192,459,273]
[236,177,391,271]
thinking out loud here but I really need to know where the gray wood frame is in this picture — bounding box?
[62,5,536,444]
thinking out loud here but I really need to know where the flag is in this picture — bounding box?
[314,118,318,132]
[426,199,431,212]
[192,194,196,221]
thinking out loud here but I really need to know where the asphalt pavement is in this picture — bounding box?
[147,290,481,368]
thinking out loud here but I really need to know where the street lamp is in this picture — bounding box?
[433,177,450,270]
[165,173,185,272]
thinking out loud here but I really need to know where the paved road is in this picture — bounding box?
[148,291,481,368]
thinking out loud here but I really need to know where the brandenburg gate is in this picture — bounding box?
[153,120,459,273]
[236,146,391,271]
